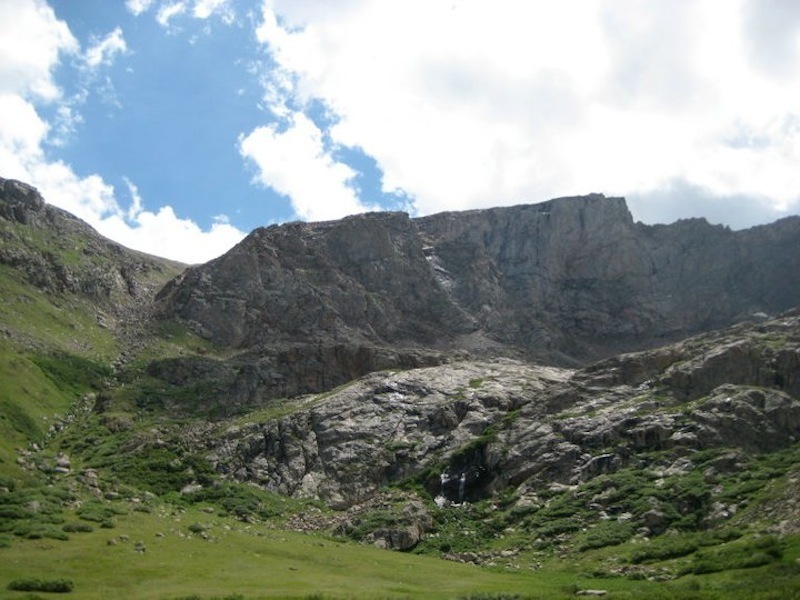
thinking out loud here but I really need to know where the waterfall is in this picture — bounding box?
[458,472,466,504]
[434,472,450,508]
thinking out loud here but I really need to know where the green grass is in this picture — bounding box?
[0,343,81,477]
[0,265,118,359]
[0,338,116,479]
[0,506,598,600]
[1,503,796,599]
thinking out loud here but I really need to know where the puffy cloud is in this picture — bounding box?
[101,205,244,265]
[0,94,50,175]
[252,0,800,227]
[84,27,128,69]
[741,0,800,79]
[23,159,246,265]
[95,179,245,264]
[193,0,232,20]
[126,0,156,16]
[0,0,77,101]
[130,0,233,23]
[0,0,245,263]
[239,111,375,221]
[157,2,188,27]
[628,179,798,230]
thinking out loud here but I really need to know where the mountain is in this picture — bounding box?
[151,192,800,406]
[0,177,183,474]
[1,176,799,598]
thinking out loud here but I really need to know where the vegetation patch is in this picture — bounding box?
[7,577,74,593]
[577,520,637,551]
[177,482,304,521]
[679,535,784,575]
[62,521,94,533]
[31,352,112,397]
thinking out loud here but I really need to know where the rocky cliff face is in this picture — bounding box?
[155,194,800,402]
[156,211,475,348]
[0,177,182,311]
[194,310,800,513]
[415,195,800,358]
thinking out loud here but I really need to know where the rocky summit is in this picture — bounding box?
[1,176,800,596]
[153,191,800,404]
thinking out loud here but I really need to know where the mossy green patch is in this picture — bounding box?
[0,264,117,359]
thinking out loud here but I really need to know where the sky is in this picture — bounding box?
[1,0,800,264]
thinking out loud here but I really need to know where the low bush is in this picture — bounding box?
[679,536,783,575]
[630,537,699,564]
[459,594,525,600]
[62,522,94,533]
[578,520,636,551]
[187,522,206,534]
[13,523,69,541]
[181,482,298,521]
[7,577,74,593]
[77,501,126,523]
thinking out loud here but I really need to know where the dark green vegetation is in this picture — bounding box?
[2,183,800,598]
[7,577,74,593]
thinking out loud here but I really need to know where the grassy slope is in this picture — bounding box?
[0,504,797,599]
[0,506,557,600]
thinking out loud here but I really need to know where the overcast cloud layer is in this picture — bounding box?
[1,0,799,263]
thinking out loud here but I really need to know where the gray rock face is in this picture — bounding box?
[204,360,568,508]
[0,177,182,309]
[157,194,800,372]
[157,212,475,349]
[198,313,800,509]
[415,196,800,359]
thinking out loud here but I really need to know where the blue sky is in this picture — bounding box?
[2,1,800,263]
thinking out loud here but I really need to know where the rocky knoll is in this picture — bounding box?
[0,177,182,312]
[156,194,800,393]
[196,311,800,516]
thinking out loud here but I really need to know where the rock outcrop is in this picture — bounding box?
[149,194,800,409]
[196,312,800,509]
[156,194,800,377]
[0,177,183,311]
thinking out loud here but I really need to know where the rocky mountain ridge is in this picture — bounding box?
[0,177,181,311]
[158,194,800,368]
[150,192,800,408]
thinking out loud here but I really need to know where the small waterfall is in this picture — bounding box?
[434,472,450,508]
[434,471,470,508]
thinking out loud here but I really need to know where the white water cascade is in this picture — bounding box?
[434,472,450,508]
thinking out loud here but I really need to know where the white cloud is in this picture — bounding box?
[84,27,128,69]
[130,0,234,24]
[0,0,77,101]
[96,178,246,264]
[239,111,375,221]
[193,0,232,20]
[627,179,798,230]
[157,1,188,28]
[100,205,245,265]
[0,94,50,177]
[741,0,800,79]
[0,0,245,264]
[251,0,800,228]
[126,0,156,16]
[20,162,246,265]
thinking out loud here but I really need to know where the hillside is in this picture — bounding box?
[0,176,799,599]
